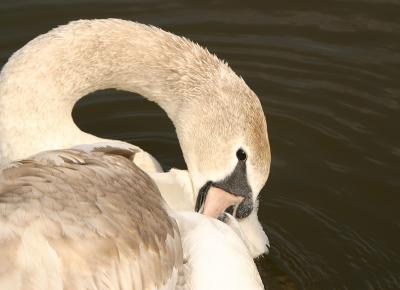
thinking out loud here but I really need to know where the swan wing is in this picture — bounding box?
[72,141,163,173]
[0,149,182,290]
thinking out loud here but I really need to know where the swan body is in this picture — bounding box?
[0,148,180,290]
[0,19,272,289]
[0,148,264,290]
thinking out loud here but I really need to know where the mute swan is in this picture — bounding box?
[0,148,264,290]
[0,17,271,267]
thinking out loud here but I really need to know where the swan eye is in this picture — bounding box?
[236,149,247,161]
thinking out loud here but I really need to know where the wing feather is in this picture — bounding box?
[0,148,182,290]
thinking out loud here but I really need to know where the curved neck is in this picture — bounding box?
[0,19,231,165]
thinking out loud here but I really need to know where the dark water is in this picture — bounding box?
[1,0,400,289]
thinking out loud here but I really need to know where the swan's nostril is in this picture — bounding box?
[225,206,234,215]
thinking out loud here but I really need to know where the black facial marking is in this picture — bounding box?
[195,181,213,212]
[195,157,253,220]
[213,161,253,219]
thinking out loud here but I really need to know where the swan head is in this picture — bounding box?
[176,68,271,226]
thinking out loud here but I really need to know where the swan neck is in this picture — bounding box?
[0,19,230,164]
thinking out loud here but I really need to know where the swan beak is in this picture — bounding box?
[195,185,244,220]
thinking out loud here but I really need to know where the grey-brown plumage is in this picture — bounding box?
[0,148,182,290]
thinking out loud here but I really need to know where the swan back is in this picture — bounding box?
[0,148,182,290]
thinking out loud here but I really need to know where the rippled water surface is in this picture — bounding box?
[1,1,400,289]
